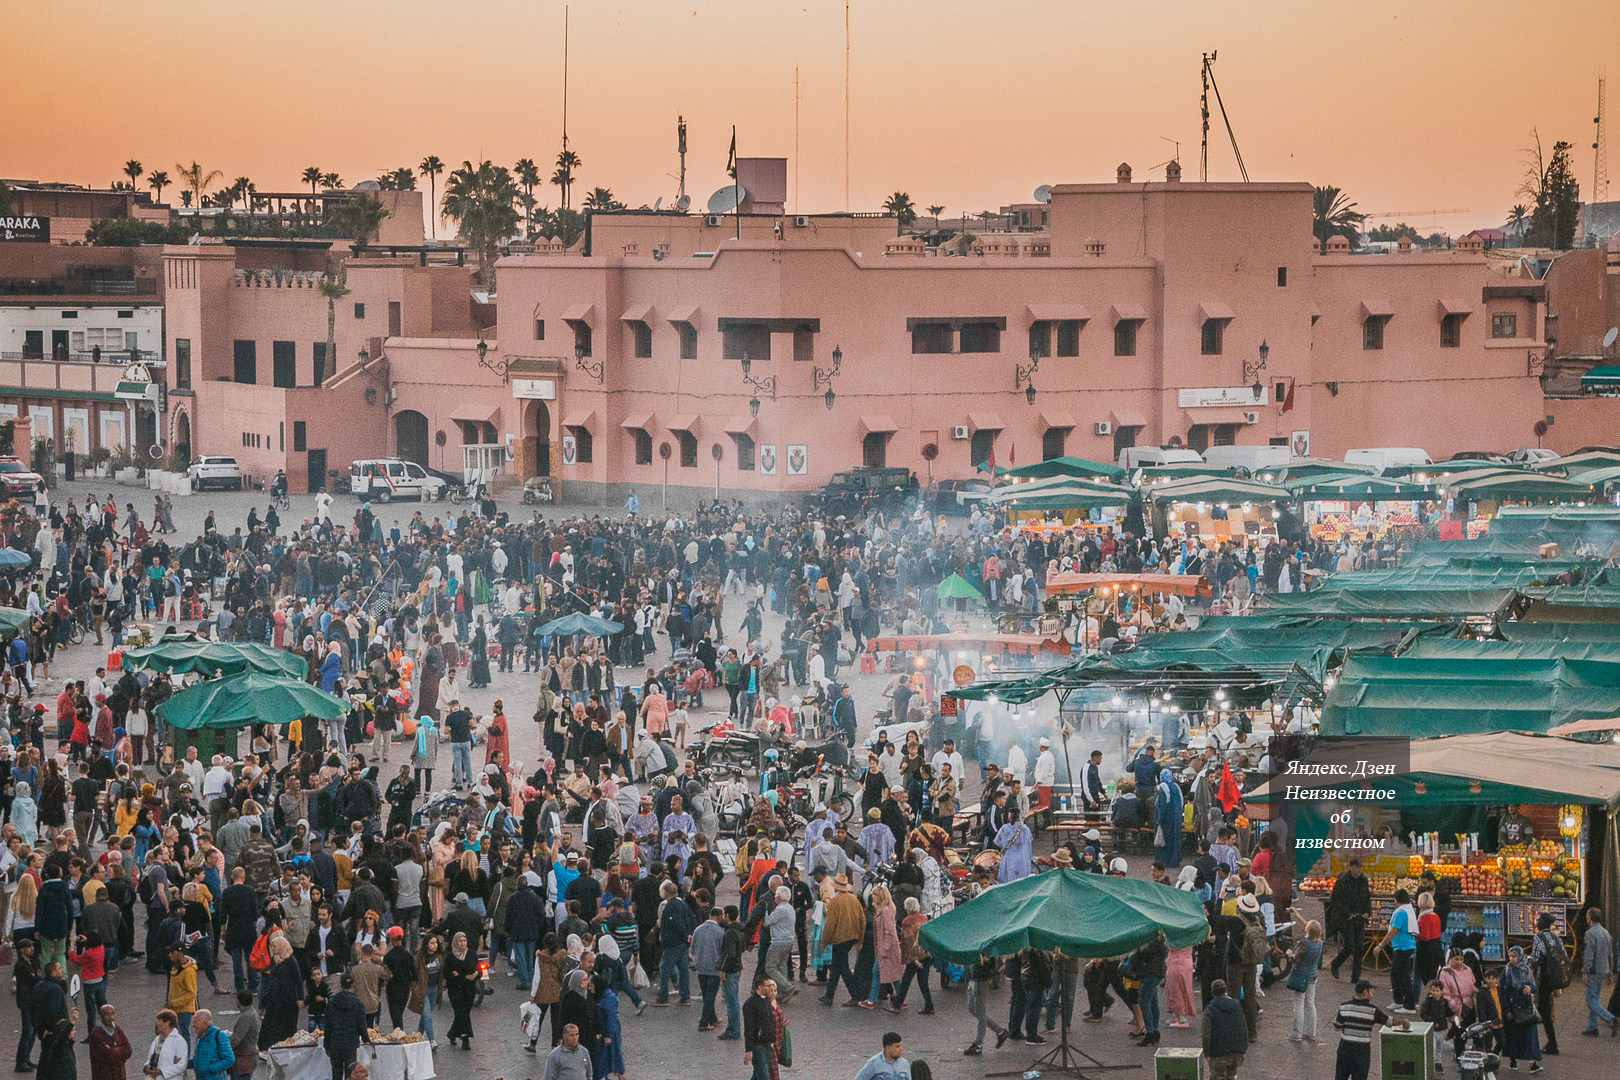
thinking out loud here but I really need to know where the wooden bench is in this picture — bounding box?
[951,808,983,846]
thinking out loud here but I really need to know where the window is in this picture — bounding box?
[60,310,79,319]
[911,322,953,354]
[1201,318,1227,356]
[233,340,257,384]
[722,322,771,361]
[293,421,306,451]
[272,341,296,388]
[676,322,698,360]
[1276,266,1288,287]
[1114,320,1139,357]
[353,302,366,319]
[1042,427,1067,461]
[117,310,134,319]
[279,422,284,451]
[311,342,327,385]
[387,301,401,337]
[793,325,815,362]
[172,338,192,387]
[862,432,890,468]
[1441,313,1465,348]
[958,321,1000,353]
[1113,425,1139,459]
[1056,320,1082,357]
[632,428,653,465]
[1028,322,1052,359]
[22,330,43,359]
[677,431,697,468]
[570,427,594,464]
[969,429,997,470]
[629,321,652,358]
[733,433,756,471]
[1363,315,1388,350]
[1492,313,1518,339]
[573,323,593,358]
[534,318,545,341]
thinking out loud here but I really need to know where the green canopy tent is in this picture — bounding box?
[1144,476,1292,505]
[918,869,1209,1076]
[537,612,624,638]
[1276,459,1377,484]
[0,548,32,570]
[1000,455,1126,483]
[1132,464,1241,483]
[156,671,347,730]
[1401,636,1620,662]
[1393,459,1522,482]
[936,573,985,603]
[1441,472,1596,504]
[1288,474,1437,501]
[1580,365,1620,390]
[988,477,1138,511]
[1498,621,1620,642]
[1256,587,1522,621]
[122,640,307,678]
[1537,449,1620,475]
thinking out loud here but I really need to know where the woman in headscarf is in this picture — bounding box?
[993,806,1033,883]
[863,886,904,1008]
[593,932,643,1014]
[1166,868,1202,1029]
[915,847,952,919]
[528,932,565,1049]
[1153,766,1185,868]
[890,848,924,914]
[468,617,491,689]
[556,968,597,1054]
[444,930,480,1050]
[561,933,586,982]
[9,780,37,846]
[1501,945,1542,1072]
[484,700,509,766]
[427,822,456,920]
[591,966,625,1080]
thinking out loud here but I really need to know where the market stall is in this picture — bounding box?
[1285,473,1436,545]
[1144,476,1292,546]
[154,670,347,759]
[1274,733,1620,955]
[266,1032,434,1080]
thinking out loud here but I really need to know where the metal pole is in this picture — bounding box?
[662,458,668,510]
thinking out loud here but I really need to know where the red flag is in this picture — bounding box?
[1281,379,1296,414]
[1216,762,1242,814]
[1009,442,1016,466]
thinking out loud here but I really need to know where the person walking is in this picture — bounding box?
[444,931,480,1050]
[1331,980,1402,1080]
[1327,858,1371,982]
[1580,907,1617,1038]
[1502,946,1544,1073]
[186,1011,235,1080]
[542,1023,592,1080]
[742,976,778,1080]
[962,954,1010,1056]
[891,898,934,1015]
[1288,916,1325,1042]
[228,992,259,1080]
[818,875,865,1006]
[852,1032,910,1080]
[1133,931,1168,1048]
[87,1004,131,1080]
[1199,980,1248,1080]
[323,973,372,1080]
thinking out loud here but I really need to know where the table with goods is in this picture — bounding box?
[267,1030,434,1080]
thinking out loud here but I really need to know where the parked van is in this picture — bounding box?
[1118,446,1205,469]
[1342,447,1433,474]
[1199,444,1293,474]
[348,458,447,502]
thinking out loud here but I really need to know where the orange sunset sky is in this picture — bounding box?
[6,0,1616,233]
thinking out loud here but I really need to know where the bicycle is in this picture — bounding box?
[273,491,290,511]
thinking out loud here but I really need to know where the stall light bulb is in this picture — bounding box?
[1111,694,1123,706]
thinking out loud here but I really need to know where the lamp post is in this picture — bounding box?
[575,339,604,383]
[1014,342,1040,403]
[1242,339,1269,400]
[813,345,842,410]
[738,352,777,402]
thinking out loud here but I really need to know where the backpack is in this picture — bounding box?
[1239,916,1268,966]
[138,868,156,906]
[1537,931,1570,990]
[249,932,273,972]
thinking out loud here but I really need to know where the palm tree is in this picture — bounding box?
[441,160,520,285]
[515,159,541,234]
[927,204,944,221]
[1508,203,1529,240]
[882,192,917,235]
[419,156,445,239]
[231,177,254,210]
[1312,186,1364,253]
[123,160,144,193]
[331,195,389,243]
[175,161,224,208]
[316,275,350,385]
[320,172,343,190]
[147,170,170,204]
[376,173,399,191]
[391,167,416,191]
[553,148,581,210]
[582,186,622,211]
[302,166,323,195]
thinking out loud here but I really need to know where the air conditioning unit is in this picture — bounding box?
[794,215,810,227]
[705,214,723,226]
[951,425,971,440]
[1094,421,1113,436]
[1242,411,1260,425]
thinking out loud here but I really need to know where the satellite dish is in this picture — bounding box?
[653,196,663,212]
[353,180,382,192]
[707,185,746,214]
[674,194,691,213]
[1604,327,1618,349]
[1033,185,1053,205]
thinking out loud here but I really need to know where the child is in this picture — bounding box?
[1418,978,1455,1068]
[1473,968,1505,1055]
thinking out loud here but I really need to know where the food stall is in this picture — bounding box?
[267,1030,434,1080]
[1275,733,1620,956]
[985,475,1138,528]
[1144,476,1292,548]
[1285,472,1436,545]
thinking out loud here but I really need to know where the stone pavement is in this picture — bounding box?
[20,478,1609,1079]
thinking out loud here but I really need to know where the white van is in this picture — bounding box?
[1118,446,1205,469]
[1200,444,1293,474]
[349,458,448,502]
[1342,447,1433,474]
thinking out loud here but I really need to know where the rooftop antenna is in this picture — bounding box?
[677,115,687,204]
[1200,52,1248,182]
[559,5,571,209]
[793,67,801,217]
[1595,77,1609,204]
[844,0,851,211]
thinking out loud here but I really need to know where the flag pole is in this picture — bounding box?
[733,125,741,241]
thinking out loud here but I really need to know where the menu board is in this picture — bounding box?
[1506,901,1568,937]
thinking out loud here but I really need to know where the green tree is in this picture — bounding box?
[231,177,255,209]
[1521,132,1580,250]
[175,161,224,208]
[926,204,944,220]
[419,155,445,239]
[320,172,343,190]
[330,194,389,242]
[84,216,188,246]
[316,275,350,384]
[441,160,520,285]
[302,166,323,195]
[515,158,541,234]
[123,160,144,192]
[582,186,622,211]
[882,191,917,234]
[147,170,170,203]
[391,167,416,191]
[553,148,581,210]
[1312,185,1364,253]
[1507,204,1529,239]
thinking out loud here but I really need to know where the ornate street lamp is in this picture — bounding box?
[1243,339,1269,400]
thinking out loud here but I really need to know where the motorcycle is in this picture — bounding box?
[1455,1021,1501,1080]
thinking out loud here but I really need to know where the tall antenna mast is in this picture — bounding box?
[1596,77,1610,204]
[1200,51,1249,182]
[844,0,851,211]
[560,5,570,208]
[1200,52,1212,182]
[793,68,801,216]
[677,115,687,202]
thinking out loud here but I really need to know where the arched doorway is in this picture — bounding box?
[173,409,192,465]
[529,400,551,477]
[395,410,429,467]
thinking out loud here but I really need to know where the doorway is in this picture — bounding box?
[394,410,429,467]
[307,448,327,493]
[175,410,192,464]
[530,400,551,477]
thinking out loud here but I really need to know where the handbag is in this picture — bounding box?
[779,1025,793,1068]
[1286,966,1310,993]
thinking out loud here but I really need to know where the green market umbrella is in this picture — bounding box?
[935,573,984,602]
[0,548,32,570]
[919,869,1209,962]
[0,607,31,634]
[538,612,624,638]
[156,672,346,731]
[123,640,306,678]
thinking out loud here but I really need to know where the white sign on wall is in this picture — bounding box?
[511,378,557,400]
[1177,386,1265,408]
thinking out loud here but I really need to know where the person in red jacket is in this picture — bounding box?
[69,933,108,1018]
[88,1003,132,1080]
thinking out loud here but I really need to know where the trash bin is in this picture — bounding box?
[1154,1046,1204,1080]
[64,451,75,481]
[1380,1021,1434,1080]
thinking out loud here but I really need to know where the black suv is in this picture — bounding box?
[810,466,920,520]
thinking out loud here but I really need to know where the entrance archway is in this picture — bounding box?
[173,409,192,465]
[394,410,429,467]
[530,400,551,477]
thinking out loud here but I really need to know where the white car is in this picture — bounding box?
[187,456,243,491]
[349,458,447,502]
[1506,447,1560,465]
